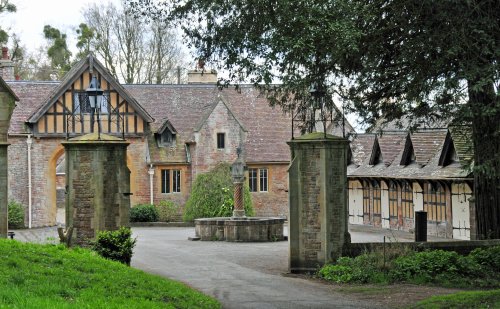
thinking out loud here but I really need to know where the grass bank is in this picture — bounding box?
[0,239,220,308]
[411,289,500,309]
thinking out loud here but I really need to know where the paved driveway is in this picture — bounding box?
[131,227,377,309]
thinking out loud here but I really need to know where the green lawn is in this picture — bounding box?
[0,239,220,308]
[412,289,500,309]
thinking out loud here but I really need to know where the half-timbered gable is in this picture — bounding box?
[27,55,153,137]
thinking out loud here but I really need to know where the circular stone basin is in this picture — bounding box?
[195,217,285,242]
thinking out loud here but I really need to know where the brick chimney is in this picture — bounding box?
[187,59,218,84]
[0,47,15,81]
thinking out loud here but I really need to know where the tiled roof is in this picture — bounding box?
[7,81,58,134]
[410,129,448,166]
[377,132,407,166]
[449,126,473,164]
[348,128,472,180]
[125,84,293,163]
[349,134,375,166]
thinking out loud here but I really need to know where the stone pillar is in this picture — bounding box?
[63,133,131,246]
[233,181,244,217]
[231,155,245,218]
[0,78,17,238]
[287,133,350,273]
[0,143,8,238]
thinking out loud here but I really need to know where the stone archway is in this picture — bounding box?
[46,143,136,228]
[47,145,65,226]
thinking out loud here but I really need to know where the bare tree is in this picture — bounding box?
[83,2,119,78]
[144,20,185,84]
[82,1,185,84]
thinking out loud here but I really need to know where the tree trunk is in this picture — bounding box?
[469,80,500,239]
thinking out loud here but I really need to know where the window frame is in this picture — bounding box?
[423,182,446,222]
[389,181,398,219]
[248,167,269,193]
[161,169,181,194]
[372,181,381,216]
[401,182,414,219]
[216,132,225,149]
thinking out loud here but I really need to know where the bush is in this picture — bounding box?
[156,200,180,222]
[318,254,388,284]
[8,200,25,229]
[318,246,500,287]
[130,204,159,222]
[389,250,477,284]
[92,227,137,265]
[183,163,254,221]
[469,246,500,272]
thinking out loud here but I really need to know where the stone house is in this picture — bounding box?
[3,53,293,228]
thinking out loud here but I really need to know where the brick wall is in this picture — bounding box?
[248,164,289,218]
[8,137,63,227]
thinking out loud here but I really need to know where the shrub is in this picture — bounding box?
[156,200,179,222]
[130,204,159,222]
[183,163,254,221]
[389,249,479,284]
[469,246,500,272]
[92,227,137,265]
[318,254,388,284]
[318,247,500,287]
[8,200,25,229]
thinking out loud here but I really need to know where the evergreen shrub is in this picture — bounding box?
[156,200,179,222]
[318,247,500,287]
[183,163,254,221]
[8,200,25,229]
[130,204,159,222]
[92,227,137,265]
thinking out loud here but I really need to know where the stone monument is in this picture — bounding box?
[194,149,285,242]
[0,77,18,238]
[62,133,131,246]
[287,132,350,273]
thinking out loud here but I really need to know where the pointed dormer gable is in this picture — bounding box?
[410,129,448,166]
[350,133,376,166]
[377,132,406,166]
[448,126,474,166]
[439,131,458,166]
[400,133,416,165]
[156,118,177,147]
[194,94,247,133]
[27,54,153,137]
[369,136,383,165]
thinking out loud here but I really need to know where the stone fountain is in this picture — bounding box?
[194,151,285,242]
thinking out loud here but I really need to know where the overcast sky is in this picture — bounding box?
[1,0,120,54]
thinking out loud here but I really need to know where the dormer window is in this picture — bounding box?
[157,129,176,147]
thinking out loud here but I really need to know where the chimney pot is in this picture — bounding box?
[2,47,8,60]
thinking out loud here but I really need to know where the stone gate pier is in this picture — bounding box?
[0,78,17,238]
[287,133,350,273]
[63,133,131,246]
